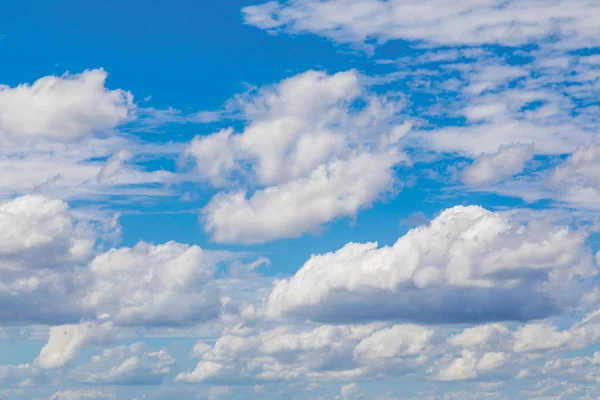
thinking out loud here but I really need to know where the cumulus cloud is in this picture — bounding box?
[266,205,596,324]
[0,195,93,269]
[462,143,535,185]
[0,195,96,325]
[549,142,600,208]
[0,69,176,205]
[0,364,44,387]
[447,309,600,356]
[69,342,176,385]
[243,0,600,48]
[0,69,132,140]
[185,70,410,243]
[430,350,507,381]
[49,390,116,400]
[0,195,244,329]
[36,321,119,369]
[176,323,431,383]
[202,150,403,244]
[83,241,222,326]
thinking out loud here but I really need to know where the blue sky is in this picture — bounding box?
[1,1,600,399]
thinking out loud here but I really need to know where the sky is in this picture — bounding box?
[1,0,600,399]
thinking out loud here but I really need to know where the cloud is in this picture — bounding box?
[0,195,96,325]
[266,205,596,324]
[430,350,507,381]
[69,342,176,385]
[340,383,363,400]
[49,390,116,400]
[549,142,600,208]
[0,69,132,140]
[243,0,600,48]
[83,241,222,326]
[36,321,119,369]
[176,324,433,383]
[447,309,600,355]
[185,70,410,243]
[0,364,44,387]
[0,195,248,328]
[462,143,535,185]
[0,70,178,206]
[202,150,403,244]
[420,62,595,157]
[0,195,94,269]
[176,323,431,384]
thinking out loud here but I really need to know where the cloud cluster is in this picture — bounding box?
[0,195,239,331]
[69,342,176,385]
[243,0,600,48]
[3,1,600,398]
[177,323,432,383]
[186,70,410,243]
[266,205,596,324]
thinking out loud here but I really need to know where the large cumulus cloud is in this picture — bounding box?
[266,205,597,324]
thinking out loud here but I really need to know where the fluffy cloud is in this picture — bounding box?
[185,70,409,243]
[266,205,596,324]
[549,142,600,208]
[83,241,222,326]
[0,195,93,270]
[462,143,535,185]
[0,364,44,387]
[0,195,240,328]
[0,69,132,140]
[36,321,119,369]
[447,309,600,356]
[243,0,600,48]
[49,390,116,400]
[202,150,403,244]
[430,350,508,381]
[0,196,95,325]
[176,323,431,383]
[69,342,176,385]
[0,69,175,205]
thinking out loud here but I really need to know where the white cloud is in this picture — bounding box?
[0,70,178,207]
[352,325,433,362]
[441,309,600,364]
[549,142,600,208]
[432,350,507,381]
[202,150,403,244]
[0,195,93,270]
[266,205,596,324]
[462,143,535,185]
[0,69,132,140]
[176,323,430,383]
[0,195,97,325]
[0,364,43,387]
[243,0,600,48]
[0,195,251,328]
[36,321,118,369]
[185,70,370,186]
[448,324,509,349]
[49,390,116,400]
[340,383,363,400]
[69,342,176,385]
[185,70,410,243]
[84,241,222,326]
